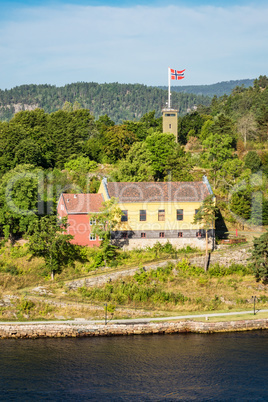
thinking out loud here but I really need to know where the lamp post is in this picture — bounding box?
[104,303,107,325]
[252,296,257,315]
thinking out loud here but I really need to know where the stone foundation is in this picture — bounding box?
[123,237,208,250]
[0,319,267,339]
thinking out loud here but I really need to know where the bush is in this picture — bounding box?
[0,262,19,276]
[177,260,204,277]
[18,298,35,313]
[208,263,252,277]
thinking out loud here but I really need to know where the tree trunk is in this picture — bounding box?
[205,229,208,272]
[51,269,55,281]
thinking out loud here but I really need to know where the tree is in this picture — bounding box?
[229,190,251,228]
[28,215,74,280]
[145,132,192,181]
[177,111,206,144]
[201,132,234,187]
[113,142,154,182]
[102,125,137,163]
[113,132,192,182]
[254,75,268,90]
[236,113,257,146]
[0,165,44,243]
[91,198,122,266]
[244,151,262,173]
[192,195,217,271]
[249,231,268,283]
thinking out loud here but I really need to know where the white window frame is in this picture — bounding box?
[89,234,96,241]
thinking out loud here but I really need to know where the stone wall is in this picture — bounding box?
[190,247,251,267]
[66,247,251,291]
[125,237,207,250]
[0,319,267,339]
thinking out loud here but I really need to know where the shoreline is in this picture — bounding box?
[1,318,268,339]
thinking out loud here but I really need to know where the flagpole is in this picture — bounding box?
[168,67,171,109]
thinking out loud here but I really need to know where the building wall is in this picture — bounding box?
[57,196,101,247]
[115,201,203,233]
[67,214,101,247]
[162,109,178,141]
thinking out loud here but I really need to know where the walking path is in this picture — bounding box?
[1,309,268,326]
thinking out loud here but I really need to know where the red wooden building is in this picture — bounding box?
[57,193,104,247]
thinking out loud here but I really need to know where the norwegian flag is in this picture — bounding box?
[170,68,185,80]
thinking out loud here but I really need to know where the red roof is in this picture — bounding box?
[61,193,104,214]
[106,182,210,203]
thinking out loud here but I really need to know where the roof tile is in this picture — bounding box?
[62,193,103,214]
[107,182,210,203]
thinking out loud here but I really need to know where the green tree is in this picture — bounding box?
[0,165,44,243]
[229,190,251,222]
[244,151,262,173]
[113,142,154,182]
[91,198,122,266]
[249,231,268,283]
[145,132,191,181]
[28,215,74,280]
[177,111,206,144]
[64,156,98,192]
[102,125,137,163]
[192,195,217,271]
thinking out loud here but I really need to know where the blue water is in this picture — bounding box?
[0,331,268,401]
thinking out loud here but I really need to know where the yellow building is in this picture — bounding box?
[98,176,214,250]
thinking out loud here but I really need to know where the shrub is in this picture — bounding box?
[18,298,35,313]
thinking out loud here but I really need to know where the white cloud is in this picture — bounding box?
[0,3,267,88]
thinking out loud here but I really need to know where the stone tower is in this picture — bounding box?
[162,107,178,142]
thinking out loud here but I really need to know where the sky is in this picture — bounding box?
[0,0,267,89]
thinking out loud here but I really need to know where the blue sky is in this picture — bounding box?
[0,0,267,89]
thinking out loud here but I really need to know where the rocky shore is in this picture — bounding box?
[1,318,268,339]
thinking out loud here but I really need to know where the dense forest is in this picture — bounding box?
[0,82,211,124]
[0,75,268,244]
[159,79,254,97]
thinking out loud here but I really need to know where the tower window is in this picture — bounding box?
[141,233,146,238]
[159,232,165,238]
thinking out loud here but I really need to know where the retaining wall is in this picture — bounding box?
[0,319,267,339]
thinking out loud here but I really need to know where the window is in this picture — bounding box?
[61,204,64,211]
[121,210,128,222]
[140,210,146,221]
[89,234,96,241]
[195,209,199,215]
[90,219,96,225]
[165,113,176,117]
[177,209,183,221]
[159,232,165,238]
[178,232,183,238]
[158,209,165,221]
[169,124,172,129]
[122,232,128,239]
[141,232,146,238]
[98,236,103,241]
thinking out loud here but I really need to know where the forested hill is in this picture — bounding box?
[0,82,211,123]
[158,79,254,97]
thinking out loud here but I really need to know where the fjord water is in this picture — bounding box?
[1,331,268,401]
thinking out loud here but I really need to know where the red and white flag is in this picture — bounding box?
[170,68,185,80]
